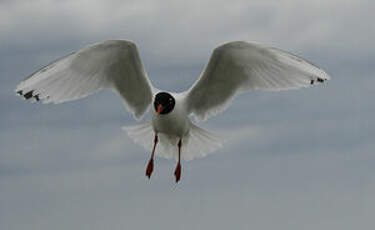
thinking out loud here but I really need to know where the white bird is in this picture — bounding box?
[15,40,330,182]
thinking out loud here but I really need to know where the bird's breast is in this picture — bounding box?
[151,101,190,137]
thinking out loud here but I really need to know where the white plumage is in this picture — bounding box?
[186,41,330,121]
[16,40,154,119]
[15,40,330,182]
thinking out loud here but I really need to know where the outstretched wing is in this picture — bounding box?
[15,40,154,119]
[185,41,330,121]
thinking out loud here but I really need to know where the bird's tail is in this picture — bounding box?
[123,121,223,161]
[181,123,223,161]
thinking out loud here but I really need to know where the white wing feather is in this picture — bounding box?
[185,41,331,121]
[15,40,154,119]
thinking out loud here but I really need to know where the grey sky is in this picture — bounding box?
[1,0,374,229]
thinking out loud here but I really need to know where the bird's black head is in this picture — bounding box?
[154,92,175,115]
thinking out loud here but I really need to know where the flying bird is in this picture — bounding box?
[15,40,330,182]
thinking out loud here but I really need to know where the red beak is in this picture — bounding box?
[157,104,163,115]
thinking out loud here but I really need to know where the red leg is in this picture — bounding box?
[174,139,182,183]
[146,134,158,179]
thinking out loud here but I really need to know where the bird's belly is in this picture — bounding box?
[152,113,190,137]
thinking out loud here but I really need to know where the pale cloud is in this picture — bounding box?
[1,0,373,69]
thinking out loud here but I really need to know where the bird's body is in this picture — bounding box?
[151,93,189,138]
[15,40,330,182]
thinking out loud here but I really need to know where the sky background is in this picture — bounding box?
[1,0,374,229]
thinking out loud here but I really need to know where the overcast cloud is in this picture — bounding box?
[1,0,374,229]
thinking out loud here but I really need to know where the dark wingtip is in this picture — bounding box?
[317,77,325,83]
[311,77,327,85]
[24,91,33,99]
[17,89,42,102]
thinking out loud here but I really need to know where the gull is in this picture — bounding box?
[15,40,330,182]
